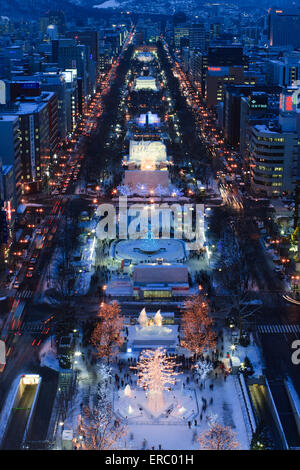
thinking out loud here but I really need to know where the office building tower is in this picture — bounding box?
[268,8,300,48]
[249,88,300,196]
[189,23,206,52]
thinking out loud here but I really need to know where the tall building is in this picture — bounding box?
[52,39,92,114]
[0,92,58,192]
[0,162,15,262]
[189,23,206,52]
[206,66,245,107]
[268,8,300,48]
[240,87,282,156]
[190,51,208,93]
[174,24,189,49]
[46,10,66,35]
[266,51,300,87]
[98,52,110,72]
[0,115,21,213]
[208,45,245,67]
[205,45,251,107]
[66,30,99,65]
[223,85,281,147]
[249,88,300,196]
[209,20,221,41]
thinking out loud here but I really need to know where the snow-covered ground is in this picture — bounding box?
[42,324,261,450]
[94,0,120,9]
[39,337,59,372]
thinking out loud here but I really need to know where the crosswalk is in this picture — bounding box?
[21,322,44,332]
[16,290,33,299]
[257,324,300,334]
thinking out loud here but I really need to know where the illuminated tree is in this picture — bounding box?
[91,301,124,362]
[198,422,240,450]
[76,405,127,450]
[134,348,180,414]
[181,296,216,355]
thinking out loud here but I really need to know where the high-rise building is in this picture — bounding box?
[208,45,245,67]
[223,85,281,147]
[52,39,92,114]
[205,45,251,107]
[190,51,208,93]
[240,87,282,156]
[66,30,99,65]
[46,10,66,35]
[266,51,300,87]
[268,8,300,48]
[0,115,21,212]
[249,88,300,196]
[10,73,77,139]
[174,24,189,49]
[0,92,58,191]
[189,23,206,52]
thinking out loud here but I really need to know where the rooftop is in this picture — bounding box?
[133,264,189,284]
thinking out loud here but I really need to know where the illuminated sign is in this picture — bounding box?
[22,374,40,385]
[207,66,229,76]
[285,95,293,111]
[280,88,300,112]
[65,68,77,80]
[6,201,11,222]
[62,71,73,83]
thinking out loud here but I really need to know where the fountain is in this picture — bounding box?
[139,227,160,254]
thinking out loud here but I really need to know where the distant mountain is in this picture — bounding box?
[0,0,99,20]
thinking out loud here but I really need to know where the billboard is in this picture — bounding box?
[65,68,78,81]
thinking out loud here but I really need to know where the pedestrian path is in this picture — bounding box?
[257,324,300,334]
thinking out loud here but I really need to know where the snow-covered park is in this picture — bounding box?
[43,307,260,450]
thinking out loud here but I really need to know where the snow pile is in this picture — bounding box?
[39,337,59,371]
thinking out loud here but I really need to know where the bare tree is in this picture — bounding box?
[218,225,261,333]
[76,405,127,450]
